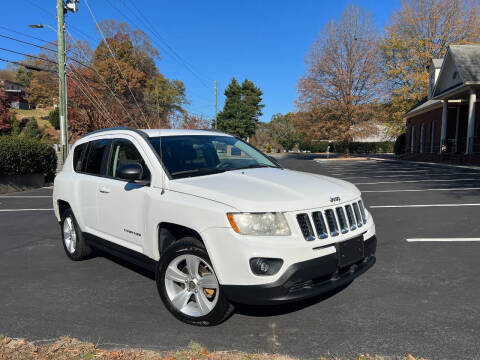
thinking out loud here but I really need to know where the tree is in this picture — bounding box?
[381,0,480,135]
[0,89,12,134]
[181,114,211,129]
[23,118,43,140]
[269,113,298,151]
[217,78,264,139]
[297,5,382,153]
[11,115,20,136]
[143,74,187,128]
[48,107,60,129]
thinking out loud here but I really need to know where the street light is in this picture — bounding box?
[28,24,57,33]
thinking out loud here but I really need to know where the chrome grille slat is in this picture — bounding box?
[296,213,315,241]
[358,200,367,224]
[345,205,356,230]
[312,211,328,239]
[324,209,339,236]
[352,202,363,228]
[335,207,349,234]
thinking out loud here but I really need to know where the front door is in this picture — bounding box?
[96,137,152,252]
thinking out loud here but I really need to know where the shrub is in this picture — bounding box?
[310,141,329,153]
[336,141,395,154]
[394,133,406,155]
[48,107,60,129]
[11,115,20,136]
[0,136,57,182]
[23,117,43,140]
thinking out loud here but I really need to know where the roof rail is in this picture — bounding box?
[81,126,147,139]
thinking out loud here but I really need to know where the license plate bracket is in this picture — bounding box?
[336,236,364,268]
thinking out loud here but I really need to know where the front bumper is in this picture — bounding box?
[222,235,376,305]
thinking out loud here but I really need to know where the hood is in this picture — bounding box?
[166,168,361,212]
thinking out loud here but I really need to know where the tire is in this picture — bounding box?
[156,237,234,326]
[60,208,92,261]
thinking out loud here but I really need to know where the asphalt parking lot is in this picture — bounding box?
[1,155,480,359]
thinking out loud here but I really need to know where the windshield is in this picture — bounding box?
[148,135,279,179]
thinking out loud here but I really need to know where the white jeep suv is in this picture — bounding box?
[53,127,376,326]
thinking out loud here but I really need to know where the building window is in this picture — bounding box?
[419,124,425,153]
[410,126,415,153]
[430,121,435,153]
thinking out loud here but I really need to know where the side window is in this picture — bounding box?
[108,139,150,181]
[84,139,110,175]
[73,143,87,172]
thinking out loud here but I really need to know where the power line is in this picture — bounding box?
[0,47,58,65]
[105,0,211,89]
[68,74,116,127]
[83,0,149,128]
[0,25,55,46]
[125,0,213,84]
[22,0,98,44]
[0,34,57,54]
[0,57,55,73]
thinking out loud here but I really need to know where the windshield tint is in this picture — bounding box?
[148,135,278,179]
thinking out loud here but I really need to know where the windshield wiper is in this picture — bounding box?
[171,168,226,178]
[229,164,277,171]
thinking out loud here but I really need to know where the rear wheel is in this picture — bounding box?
[60,208,92,261]
[156,237,233,326]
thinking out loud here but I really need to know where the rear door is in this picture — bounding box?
[75,138,111,233]
[96,136,152,252]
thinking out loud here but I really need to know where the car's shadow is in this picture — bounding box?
[95,249,351,317]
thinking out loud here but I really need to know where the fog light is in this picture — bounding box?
[249,258,283,276]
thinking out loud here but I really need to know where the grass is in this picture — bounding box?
[12,107,60,142]
[0,335,428,360]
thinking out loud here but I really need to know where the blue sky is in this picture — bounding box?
[0,0,400,122]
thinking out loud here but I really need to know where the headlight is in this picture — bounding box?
[227,212,291,236]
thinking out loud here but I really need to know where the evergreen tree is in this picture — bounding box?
[23,118,43,140]
[217,78,264,139]
[48,107,60,130]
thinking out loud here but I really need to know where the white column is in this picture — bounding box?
[440,101,448,153]
[455,106,460,153]
[466,89,476,154]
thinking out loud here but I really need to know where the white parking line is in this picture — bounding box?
[0,209,53,212]
[343,173,480,179]
[370,203,480,208]
[406,238,480,242]
[0,196,52,198]
[355,178,480,185]
[363,187,480,193]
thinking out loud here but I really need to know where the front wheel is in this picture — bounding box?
[156,237,233,326]
[60,208,92,261]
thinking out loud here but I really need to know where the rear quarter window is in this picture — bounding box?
[73,143,87,172]
[84,139,110,175]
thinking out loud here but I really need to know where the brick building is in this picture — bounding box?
[404,45,480,164]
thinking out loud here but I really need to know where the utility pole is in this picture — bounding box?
[57,0,79,166]
[214,80,218,129]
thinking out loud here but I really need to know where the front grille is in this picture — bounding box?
[296,199,367,241]
[297,213,315,241]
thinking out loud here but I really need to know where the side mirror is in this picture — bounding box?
[116,163,143,182]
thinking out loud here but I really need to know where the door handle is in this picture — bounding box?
[99,186,111,194]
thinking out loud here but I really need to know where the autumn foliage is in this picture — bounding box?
[296,5,382,152]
